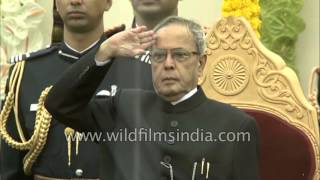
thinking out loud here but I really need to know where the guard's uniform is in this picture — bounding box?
[1,41,103,180]
[0,30,153,179]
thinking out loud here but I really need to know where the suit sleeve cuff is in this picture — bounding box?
[95,59,111,66]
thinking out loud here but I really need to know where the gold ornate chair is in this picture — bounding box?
[200,16,319,180]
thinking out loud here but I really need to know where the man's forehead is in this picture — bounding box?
[156,23,188,33]
[157,24,193,40]
[155,24,195,48]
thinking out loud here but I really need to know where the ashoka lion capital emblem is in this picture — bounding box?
[209,55,249,95]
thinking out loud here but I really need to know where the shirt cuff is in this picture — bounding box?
[95,59,111,66]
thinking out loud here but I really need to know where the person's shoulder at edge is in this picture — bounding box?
[203,95,256,124]
[8,43,61,64]
[114,88,156,100]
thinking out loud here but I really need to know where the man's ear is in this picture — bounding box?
[198,54,207,74]
[105,0,112,11]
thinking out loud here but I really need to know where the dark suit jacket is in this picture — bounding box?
[45,56,260,180]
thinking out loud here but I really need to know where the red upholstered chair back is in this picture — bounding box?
[201,17,320,180]
[246,109,316,180]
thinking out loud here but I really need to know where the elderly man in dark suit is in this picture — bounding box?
[45,16,260,180]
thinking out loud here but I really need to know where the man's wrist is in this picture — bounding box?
[95,58,111,66]
[95,40,114,63]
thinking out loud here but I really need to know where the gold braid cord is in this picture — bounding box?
[23,86,52,175]
[0,61,53,175]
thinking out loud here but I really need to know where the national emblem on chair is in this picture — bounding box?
[201,16,320,180]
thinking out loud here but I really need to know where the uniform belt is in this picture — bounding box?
[34,174,99,180]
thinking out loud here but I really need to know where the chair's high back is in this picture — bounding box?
[201,16,319,180]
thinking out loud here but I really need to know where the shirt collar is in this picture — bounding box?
[171,88,198,105]
[160,87,207,113]
[59,37,104,61]
[64,39,100,54]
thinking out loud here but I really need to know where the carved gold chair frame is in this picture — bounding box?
[200,16,319,180]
